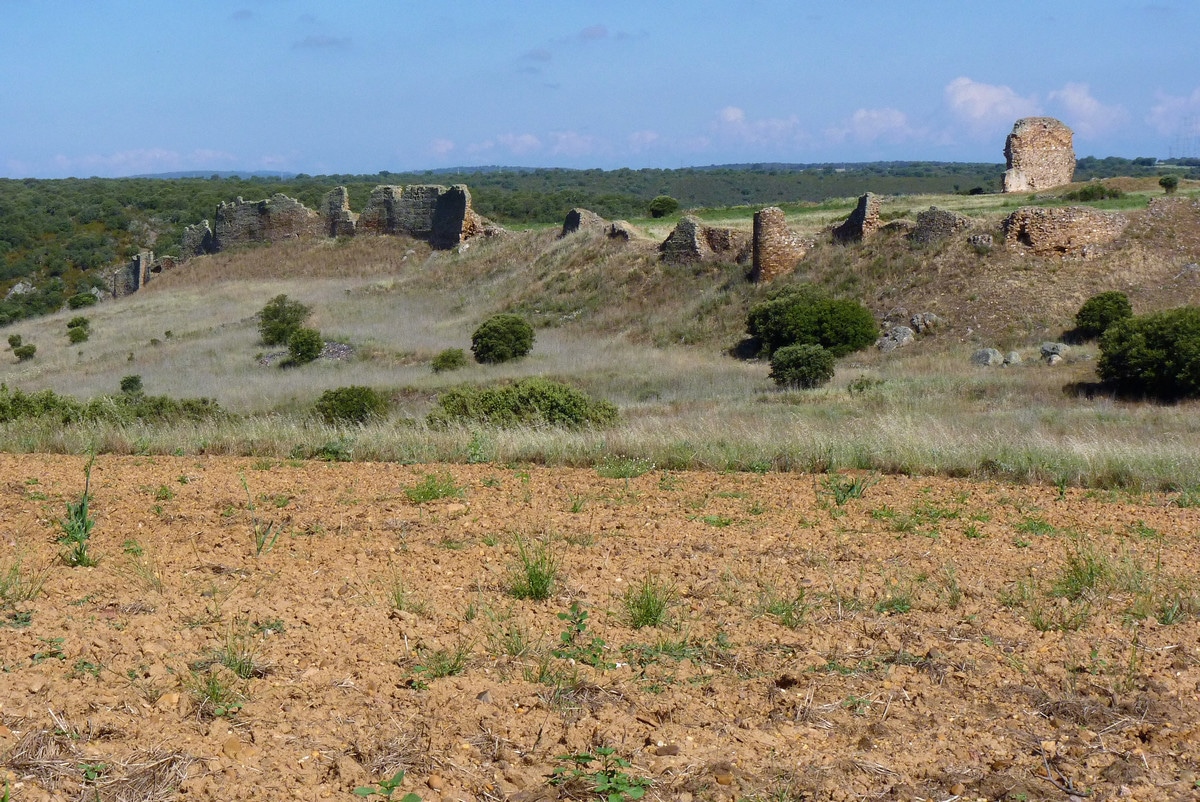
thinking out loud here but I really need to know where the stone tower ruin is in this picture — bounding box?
[1003,117,1076,193]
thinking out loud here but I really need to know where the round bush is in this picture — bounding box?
[67,316,90,331]
[431,347,468,373]
[428,377,618,429]
[287,327,323,365]
[68,326,89,344]
[258,294,311,346]
[747,285,877,357]
[13,344,36,362]
[648,195,680,218]
[769,344,836,389]
[1160,174,1179,195]
[7,335,21,349]
[1074,291,1132,340]
[1098,306,1200,398]
[471,314,534,364]
[315,386,389,424]
[120,375,144,396]
[67,292,98,309]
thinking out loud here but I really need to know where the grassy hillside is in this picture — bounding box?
[2,181,1200,490]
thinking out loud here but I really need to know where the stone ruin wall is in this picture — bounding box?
[909,207,973,245]
[832,193,881,243]
[751,207,808,282]
[322,187,358,238]
[659,216,750,264]
[213,193,323,249]
[560,208,607,237]
[1002,206,1128,257]
[1003,117,1076,193]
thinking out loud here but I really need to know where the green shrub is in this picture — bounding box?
[647,194,680,218]
[431,347,468,373]
[258,294,311,346]
[7,334,20,349]
[13,344,35,361]
[428,377,618,429]
[471,314,534,364]
[67,326,89,344]
[67,292,98,309]
[1074,291,1132,340]
[120,375,143,396]
[67,316,90,330]
[0,384,222,425]
[1098,306,1200,398]
[769,344,835,389]
[286,327,323,365]
[1160,174,1180,195]
[1062,184,1124,202]
[314,386,388,424]
[746,284,877,357]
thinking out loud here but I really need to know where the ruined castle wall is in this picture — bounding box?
[751,207,807,282]
[833,193,881,243]
[1002,206,1128,257]
[213,193,322,249]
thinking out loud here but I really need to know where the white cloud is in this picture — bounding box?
[712,106,806,148]
[496,133,543,155]
[51,148,239,176]
[826,107,914,145]
[945,77,1039,131]
[628,130,660,151]
[578,24,608,41]
[1048,83,1126,138]
[428,139,455,157]
[1148,88,1200,137]
[549,131,600,157]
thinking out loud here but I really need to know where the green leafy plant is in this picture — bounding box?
[186,667,245,719]
[1159,174,1179,194]
[769,343,835,389]
[553,602,612,668]
[404,473,464,503]
[412,639,472,680]
[431,347,468,373]
[120,374,144,396]
[354,769,422,801]
[1074,291,1132,340]
[746,284,877,357]
[551,747,650,801]
[428,377,618,429]
[13,343,35,361]
[314,385,388,424]
[621,576,676,629]
[822,473,875,505]
[1,557,47,605]
[757,586,809,628]
[509,536,557,601]
[59,456,98,567]
[258,294,311,346]
[67,292,98,309]
[240,474,278,556]
[285,326,323,365]
[471,313,534,364]
[1098,306,1200,399]
[647,194,680,218]
[7,334,21,349]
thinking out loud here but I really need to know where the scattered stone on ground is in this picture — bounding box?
[876,325,915,352]
[971,347,1004,366]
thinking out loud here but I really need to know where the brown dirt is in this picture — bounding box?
[2,455,1199,802]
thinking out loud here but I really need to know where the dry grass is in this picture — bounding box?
[4,194,1200,489]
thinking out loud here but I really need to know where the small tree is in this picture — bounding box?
[1098,306,1200,398]
[68,326,89,344]
[14,344,36,362]
[431,347,468,373]
[647,195,680,218]
[258,295,312,346]
[120,375,144,396]
[1074,291,1132,340]
[315,386,388,424]
[7,334,21,349]
[769,344,836,389]
[471,314,534,364]
[286,327,323,365]
[1159,175,1179,195]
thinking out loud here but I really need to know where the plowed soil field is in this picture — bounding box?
[2,455,1199,802]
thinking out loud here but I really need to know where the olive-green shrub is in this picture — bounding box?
[431,347,468,373]
[1098,306,1200,398]
[314,386,388,424]
[746,284,876,357]
[769,344,835,389]
[427,377,617,429]
[471,314,534,364]
[258,295,311,346]
[286,327,323,365]
[1074,291,1132,340]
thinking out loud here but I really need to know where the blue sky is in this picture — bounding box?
[3,1,1199,178]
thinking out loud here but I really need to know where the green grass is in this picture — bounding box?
[621,576,676,629]
[508,536,557,601]
[404,473,464,503]
[0,558,47,605]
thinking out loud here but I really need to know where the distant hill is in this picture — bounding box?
[129,170,298,180]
